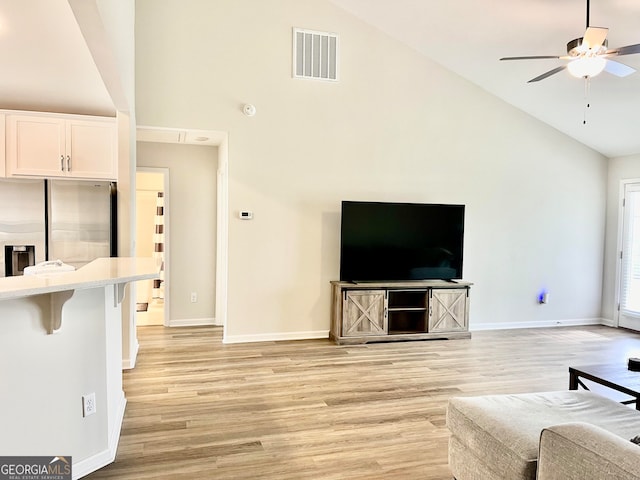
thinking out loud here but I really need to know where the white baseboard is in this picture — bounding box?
[122,339,139,370]
[223,330,329,344]
[73,393,126,479]
[222,320,611,343]
[169,317,217,327]
[470,318,606,331]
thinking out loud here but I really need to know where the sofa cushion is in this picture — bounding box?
[447,390,640,480]
[538,422,640,480]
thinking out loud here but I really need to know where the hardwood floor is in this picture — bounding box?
[86,325,640,479]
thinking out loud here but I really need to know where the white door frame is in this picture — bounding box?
[136,166,170,327]
[216,137,229,333]
[136,126,229,335]
[614,178,640,328]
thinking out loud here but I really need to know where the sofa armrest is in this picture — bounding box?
[537,422,640,480]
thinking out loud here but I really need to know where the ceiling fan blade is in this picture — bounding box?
[583,26,608,49]
[604,59,636,77]
[606,43,640,56]
[500,55,560,61]
[528,65,567,83]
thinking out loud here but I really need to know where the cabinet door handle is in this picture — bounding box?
[60,155,65,171]
[66,155,71,172]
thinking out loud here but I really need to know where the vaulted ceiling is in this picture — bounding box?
[0,0,114,116]
[3,0,640,158]
[329,0,640,158]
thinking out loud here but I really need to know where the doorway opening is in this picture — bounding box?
[135,126,228,335]
[136,168,169,326]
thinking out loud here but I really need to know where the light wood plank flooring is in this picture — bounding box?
[86,325,640,479]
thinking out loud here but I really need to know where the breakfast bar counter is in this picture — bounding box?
[0,257,159,300]
[0,257,160,479]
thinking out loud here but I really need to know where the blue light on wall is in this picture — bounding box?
[538,290,549,304]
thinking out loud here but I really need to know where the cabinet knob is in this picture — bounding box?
[60,155,64,171]
[66,155,71,172]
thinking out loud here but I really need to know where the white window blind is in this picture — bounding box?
[621,184,640,314]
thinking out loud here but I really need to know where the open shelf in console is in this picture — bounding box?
[387,289,428,334]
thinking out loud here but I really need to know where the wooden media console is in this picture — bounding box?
[330,280,472,345]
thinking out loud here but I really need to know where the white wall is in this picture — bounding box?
[135,0,608,340]
[602,155,640,323]
[137,142,217,325]
[0,287,124,476]
[94,0,139,366]
[95,0,136,111]
[69,0,139,365]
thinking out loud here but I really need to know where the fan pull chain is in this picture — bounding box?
[583,76,591,125]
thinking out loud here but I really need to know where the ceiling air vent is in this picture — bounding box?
[293,28,338,81]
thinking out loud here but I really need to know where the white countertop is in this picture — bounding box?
[0,257,160,300]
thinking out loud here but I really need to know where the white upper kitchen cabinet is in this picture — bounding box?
[5,113,117,180]
[66,119,117,179]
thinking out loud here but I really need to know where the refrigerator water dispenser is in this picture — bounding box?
[4,245,35,276]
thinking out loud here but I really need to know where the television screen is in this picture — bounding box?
[339,201,465,282]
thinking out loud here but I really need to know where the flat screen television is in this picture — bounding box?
[339,201,465,282]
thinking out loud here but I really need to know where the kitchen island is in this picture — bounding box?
[0,257,159,479]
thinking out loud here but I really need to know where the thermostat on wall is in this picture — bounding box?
[239,211,253,220]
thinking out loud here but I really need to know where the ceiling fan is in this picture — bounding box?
[500,0,640,82]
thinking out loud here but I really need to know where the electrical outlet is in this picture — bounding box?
[190,292,197,303]
[82,393,97,417]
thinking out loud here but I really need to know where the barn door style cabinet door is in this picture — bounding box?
[342,290,388,337]
[330,281,472,345]
[6,113,117,180]
[428,288,469,333]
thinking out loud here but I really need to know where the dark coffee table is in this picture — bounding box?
[569,364,640,410]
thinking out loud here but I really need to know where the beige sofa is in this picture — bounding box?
[537,422,640,479]
[447,390,640,480]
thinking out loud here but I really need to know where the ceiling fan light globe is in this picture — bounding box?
[567,56,607,78]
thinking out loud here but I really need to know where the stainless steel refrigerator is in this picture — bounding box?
[0,178,46,276]
[47,180,116,270]
[0,178,116,277]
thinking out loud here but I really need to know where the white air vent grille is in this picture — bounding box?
[293,28,338,81]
